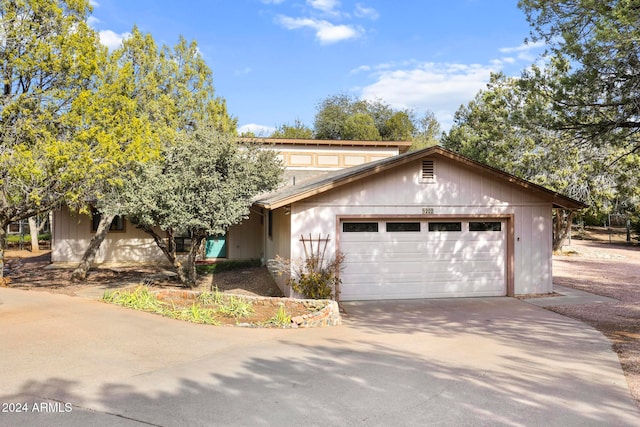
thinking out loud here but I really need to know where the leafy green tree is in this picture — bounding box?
[313,93,436,142]
[270,119,313,139]
[519,0,640,151]
[342,113,381,140]
[410,112,442,151]
[443,72,624,250]
[314,93,359,140]
[122,125,282,287]
[383,111,415,141]
[71,28,237,280]
[0,0,107,279]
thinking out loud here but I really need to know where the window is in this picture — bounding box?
[386,222,421,232]
[91,211,125,232]
[175,232,193,253]
[268,210,273,238]
[422,159,435,182]
[428,222,462,232]
[469,221,502,232]
[343,222,379,232]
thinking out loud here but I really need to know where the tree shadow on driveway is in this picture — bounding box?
[2,335,638,426]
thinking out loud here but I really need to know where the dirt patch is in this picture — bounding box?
[553,237,640,407]
[3,250,282,298]
[107,288,320,327]
[2,250,302,327]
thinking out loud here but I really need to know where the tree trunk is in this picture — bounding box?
[0,221,7,282]
[179,231,206,288]
[71,213,115,282]
[552,209,576,252]
[28,216,39,252]
[28,214,49,252]
[139,225,205,288]
[138,225,186,281]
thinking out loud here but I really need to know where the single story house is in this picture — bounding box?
[51,138,410,265]
[51,142,584,300]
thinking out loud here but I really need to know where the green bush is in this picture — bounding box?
[5,233,51,244]
[580,211,609,227]
[217,295,254,318]
[263,305,291,327]
[288,253,344,300]
[196,259,261,274]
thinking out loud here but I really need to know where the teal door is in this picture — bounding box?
[205,234,227,258]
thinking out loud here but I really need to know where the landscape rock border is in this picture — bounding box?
[153,289,342,328]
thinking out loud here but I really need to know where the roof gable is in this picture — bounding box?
[254,146,586,210]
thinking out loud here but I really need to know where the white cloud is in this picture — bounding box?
[350,64,371,74]
[359,62,501,130]
[89,0,99,7]
[355,41,548,131]
[98,29,131,50]
[87,16,100,26]
[307,0,340,13]
[235,67,252,75]
[260,0,285,3]
[276,15,361,44]
[238,123,276,136]
[354,3,378,20]
[499,40,545,53]
[499,40,545,62]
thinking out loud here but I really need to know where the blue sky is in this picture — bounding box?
[88,0,544,135]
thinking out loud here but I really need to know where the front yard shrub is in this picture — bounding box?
[273,234,345,301]
[289,253,344,300]
[103,286,254,324]
[103,286,165,312]
[267,305,291,326]
[217,295,254,319]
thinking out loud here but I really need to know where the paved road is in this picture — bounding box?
[1,288,638,426]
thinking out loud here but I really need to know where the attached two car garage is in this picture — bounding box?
[256,146,585,299]
[339,218,508,301]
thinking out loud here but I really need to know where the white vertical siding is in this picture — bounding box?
[264,207,292,295]
[283,156,554,295]
[51,206,168,264]
[227,210,264,260]
[52,207,267,265]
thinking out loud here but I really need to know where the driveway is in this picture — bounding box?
[1,288,638,426]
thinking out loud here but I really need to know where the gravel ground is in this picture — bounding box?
[552,238,640,407]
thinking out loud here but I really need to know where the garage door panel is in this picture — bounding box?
[340,218,507,300]
[340,273,384,285]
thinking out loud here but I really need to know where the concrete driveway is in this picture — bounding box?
[1,288,638,426]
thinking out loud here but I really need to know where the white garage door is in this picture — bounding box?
[340,219,506,300]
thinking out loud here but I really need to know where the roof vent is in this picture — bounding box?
[422,159,435,182]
